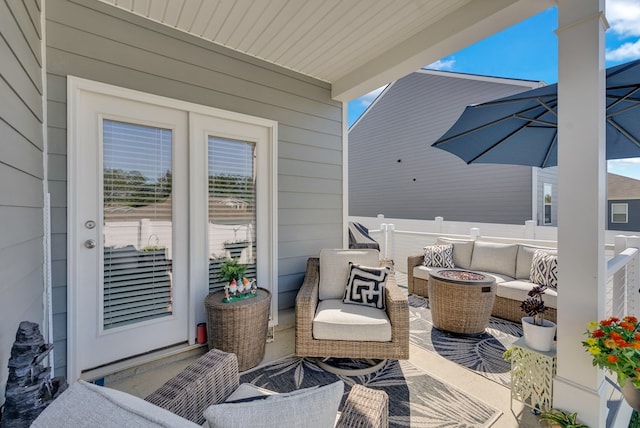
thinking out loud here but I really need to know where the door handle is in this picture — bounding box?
[84,239,97,249]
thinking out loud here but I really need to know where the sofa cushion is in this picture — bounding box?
[32,380,200,428]
[343,263,388,310]
[413,265,436,281]
[203,381,343,428]
[530,250,558,289]
[516,245,557,279]
[313,299,392,341]
[470,241,519,278]
[319,249,380,300]
[435,237,475,269]
[496,280,557,309]
[423,244,454,268]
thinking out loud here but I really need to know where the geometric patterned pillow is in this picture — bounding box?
[530,250,558,289]
[343,263,389,310]
[423,244,454,268]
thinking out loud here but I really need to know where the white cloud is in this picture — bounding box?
[606,0,640,37]
[426,58,456,71]
[607,39,640,60]
[358,85,387,107]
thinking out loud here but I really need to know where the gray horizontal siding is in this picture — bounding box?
[46,0,343,374]
[349,72,535,225]
[0,0,44,404]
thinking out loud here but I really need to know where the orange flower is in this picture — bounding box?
[604,339,617,349]
[624,316,638,323]
[601,319,614,326]
[592,329,605,338]
[610,331,623,340]
[616,340,631,348]
[633,342,640,350]
[607,355,619,364]
[620,322,636,331]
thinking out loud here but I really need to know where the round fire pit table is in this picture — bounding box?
[428,269,496,335]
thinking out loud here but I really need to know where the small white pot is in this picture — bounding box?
[522,316,556,352]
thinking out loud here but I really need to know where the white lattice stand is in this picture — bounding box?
[510,337,557,413]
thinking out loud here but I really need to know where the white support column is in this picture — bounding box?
[554,1,608,426]
[435,216,443,234]
[525,220,536,240]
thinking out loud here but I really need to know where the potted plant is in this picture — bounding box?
[539,408,589,427]
[582,316,640,411]
[219,257,247,284]
[520,285,556,352]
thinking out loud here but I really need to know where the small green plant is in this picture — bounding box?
[219,258,247,282]
[539,408,588,427]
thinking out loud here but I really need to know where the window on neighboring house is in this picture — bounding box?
[543,183,553,225]
[611,203,628,223]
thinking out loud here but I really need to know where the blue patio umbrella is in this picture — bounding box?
[432,58,640,168]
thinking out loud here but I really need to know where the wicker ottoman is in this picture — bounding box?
[428,269,496,335]
[205,288,271,371]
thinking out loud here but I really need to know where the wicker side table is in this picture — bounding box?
[428,269,496,335]
[205,288,271,371]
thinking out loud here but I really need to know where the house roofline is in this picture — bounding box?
[417,68,546,88]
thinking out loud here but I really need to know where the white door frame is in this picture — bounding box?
[67,76,278,381]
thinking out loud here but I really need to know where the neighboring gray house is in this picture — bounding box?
[349,70,559,226]
[607,173,640,232]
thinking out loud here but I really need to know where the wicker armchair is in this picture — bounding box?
[295,255,410,363]
[146,348,389,427]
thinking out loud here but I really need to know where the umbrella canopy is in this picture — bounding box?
[432,58,640,168]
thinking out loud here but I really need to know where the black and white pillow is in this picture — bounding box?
[423,244,454,268]
[343,263,389,310]
[530,250,558,289]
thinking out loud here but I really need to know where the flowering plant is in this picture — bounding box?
[582,316,640,388]
[520,285,548,326]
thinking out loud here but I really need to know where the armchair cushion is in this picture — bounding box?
[435,237,474,269]
[202,380,343,428]
[313,299,392,342]
[343,263,389,310]
[319,249,380,300]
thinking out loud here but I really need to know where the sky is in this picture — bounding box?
[347,0,640,179]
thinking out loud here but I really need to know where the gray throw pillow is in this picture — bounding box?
[203,380,344,428]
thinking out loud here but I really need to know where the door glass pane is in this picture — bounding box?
[207,137,257,291]
[103,119,173,329]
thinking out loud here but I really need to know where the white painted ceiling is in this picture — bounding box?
[97,0,554,100]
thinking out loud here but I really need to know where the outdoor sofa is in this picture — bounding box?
[32,348,389,427]
[407,237,558,323]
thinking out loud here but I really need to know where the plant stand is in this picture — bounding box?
[510,337,557,413]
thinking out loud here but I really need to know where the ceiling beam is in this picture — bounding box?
[331,0,555,102]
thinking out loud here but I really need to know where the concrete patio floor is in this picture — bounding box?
[107,273,541,427]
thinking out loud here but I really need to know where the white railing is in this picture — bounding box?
[354,215,640,317]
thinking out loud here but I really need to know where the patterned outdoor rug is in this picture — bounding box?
[408,294,523,387]
[240,356,501,428]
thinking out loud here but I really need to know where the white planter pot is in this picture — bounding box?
[521,317,556,352]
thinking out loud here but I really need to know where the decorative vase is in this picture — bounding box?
[621,381,640,411]
[521,316,556,352]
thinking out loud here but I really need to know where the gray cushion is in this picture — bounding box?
[319,249,380,300]
[435,237,474,269]
[497,280,557,309]
[530,250,558,288]
[423,244,454,268]
[516,245,557,279]
[343,263,388,310]
[313,299,392,341]
[32,380,199,427]
[203,381,344,428]
[470,241,518,278]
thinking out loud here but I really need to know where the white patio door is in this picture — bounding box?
[70,86,190,373]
